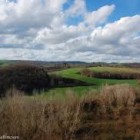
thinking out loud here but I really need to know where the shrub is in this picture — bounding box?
[80,68,93,77]
[100,84,136,107]
[92,72,140,79]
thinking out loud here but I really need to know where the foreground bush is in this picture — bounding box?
[0,85,140,140]
[100,84,136,107]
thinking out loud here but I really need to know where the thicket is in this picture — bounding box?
[81,68,140,79]
[0,64,50,96]
[94,72,140,79]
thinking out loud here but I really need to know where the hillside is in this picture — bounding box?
[52,67,139,88]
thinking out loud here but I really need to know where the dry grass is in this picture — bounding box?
[100,84,136,107]
[0,85,140,140]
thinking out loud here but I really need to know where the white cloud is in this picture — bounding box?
[84,5,115,26]
[65,0,86,16]
[0,0,140,62]
[0,0,65,32]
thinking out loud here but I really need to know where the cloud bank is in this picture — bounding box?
[0,0,140,62]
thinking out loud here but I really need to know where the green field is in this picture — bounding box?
[40,85,98,99]
[49,66,139,94]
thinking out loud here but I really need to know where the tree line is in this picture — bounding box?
[81,68,140,79]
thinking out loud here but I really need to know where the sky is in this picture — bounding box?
[0,0,140,62]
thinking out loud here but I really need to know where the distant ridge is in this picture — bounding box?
[0,60,140,68]
[0,60,88,67]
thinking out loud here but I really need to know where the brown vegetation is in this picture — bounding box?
[0,64,50,96]
[94,72,140,79]
[80,68,93,77]
[0,85,140,140]
[81,68,140,79]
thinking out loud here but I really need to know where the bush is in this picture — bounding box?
[80,68,93,77]
[100,84,136,107]
[94,72,140,79]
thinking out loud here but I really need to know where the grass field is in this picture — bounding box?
[52,67,139,86]
[50,67,139,94]
[41,86,98,100]
[0,60,10,67]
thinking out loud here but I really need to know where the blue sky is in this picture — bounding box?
[86,0,140,14]
[86,0,140,21]
[65,0,140,25]
[0,0,140,62]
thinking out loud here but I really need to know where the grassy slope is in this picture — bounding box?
[42,85,98,99]
[46,66,139,97]
[0,60,11,67]
[51,67,139,89]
